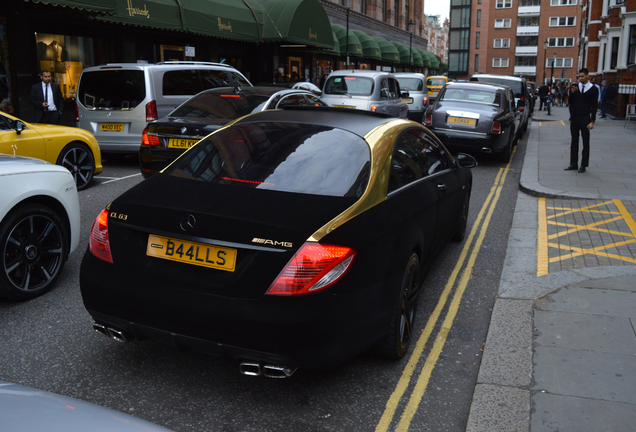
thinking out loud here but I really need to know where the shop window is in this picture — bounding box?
[629,26,636,65]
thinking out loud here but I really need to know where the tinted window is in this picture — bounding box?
[163,70,233,96]
[78,70,146,109]
[165,123,371,198]
[305,94,326,106]
[230,72,252,88]
[324,76,374,96]
[427,78,447,86]
[170,92,269,118]
[470,76,525,99]
[0,114,12,131]
[397,78,424,91]
[440,88,501,106]
[276,94,308,109]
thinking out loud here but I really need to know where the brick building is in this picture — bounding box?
[422,15,449,65]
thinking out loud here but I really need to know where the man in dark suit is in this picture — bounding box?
[566,68,598,173]
[30,70,64,124]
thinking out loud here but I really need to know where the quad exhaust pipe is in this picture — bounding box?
[239,362,297,378]
[93,322,132,343]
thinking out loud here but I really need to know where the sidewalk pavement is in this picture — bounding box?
[465,105,636,431]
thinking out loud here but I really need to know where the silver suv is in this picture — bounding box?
[76,62,252,152]
[320,70,408,119]
[394,72,428,122]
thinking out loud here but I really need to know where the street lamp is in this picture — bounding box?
[408,20,415,72]
[551,52,556,87]
[543,40,549,84]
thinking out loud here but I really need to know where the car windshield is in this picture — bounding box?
[440,89,501,106]
[427,78,446,86]
[323,76,374,96]
[165,122,371,198]
[170,92,270,119]
[397,78,424,91]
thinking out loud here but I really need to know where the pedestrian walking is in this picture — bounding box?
[599,79,608,119]
[29,70,64,124]
[538,83,551,114]
[566,68,598,173]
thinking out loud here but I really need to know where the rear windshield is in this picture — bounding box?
[427,78,447,86]
[78,70,146,110]
[170,92,269,118]
[163,70,251,96]
[397,78,424,91]
[470,77,524,99]
[165,122,371,198]
[323,76,374,96]
[440,88,501,107]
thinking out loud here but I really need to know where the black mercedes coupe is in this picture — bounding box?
[80,107,475,376]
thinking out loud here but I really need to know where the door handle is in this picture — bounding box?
[437,183,446,191]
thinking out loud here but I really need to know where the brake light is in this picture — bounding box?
[89,209,113,263]
[75,103,79,122]
[142,128,160,146]
[422,96,428,106]
[146,100,158,122]
[425,114,432,126]
[266,243,356,296]
[370,105,378,112]
[491,121,502,134]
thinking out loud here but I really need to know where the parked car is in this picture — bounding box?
[80,107,475,374]
[255,81,322,95]
[425,81,518,163]
[0,381,174,431]
[394,72,429,122]
[76,61,252,153]
[320,70,408,118]
[0,111,101,190]
[526,81,538,115]
[469,73,530,136]
[0,155,80,301]
[426,75,449,103]
[140,86,327,178]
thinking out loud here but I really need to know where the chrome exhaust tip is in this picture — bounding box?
[481,147,492,153]
[106,327,131,343]
[92,323,108,337]
[263,365,297,379]
[239,362,262,376]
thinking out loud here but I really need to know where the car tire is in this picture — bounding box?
[376,253,420,360]
[0,203,68,301]
[56,142,95,191]
[496,135,513,163]
[452,185,471,242]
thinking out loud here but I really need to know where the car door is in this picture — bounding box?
[390,78,408,119]
[508,89,521,137]
[0,115,46,162]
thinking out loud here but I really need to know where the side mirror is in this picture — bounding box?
[16,122,23,136]
[455,153,477,169]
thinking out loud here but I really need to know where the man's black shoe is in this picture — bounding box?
[578,167,586,173]
[565,166,578,171]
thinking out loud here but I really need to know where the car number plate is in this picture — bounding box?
[100,124,124,132]
[402,98,413,103]
[333,105,355,109]
[146,234,237,272]
[448,116,476,126]
[168,138,199,149]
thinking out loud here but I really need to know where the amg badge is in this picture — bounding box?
[252,238,293,248]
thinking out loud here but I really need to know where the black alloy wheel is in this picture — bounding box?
[0,204,68,301]
[452,185,471,242]
[376,253,421,360]
[57,143,95,191]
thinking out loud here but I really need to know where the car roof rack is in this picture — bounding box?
[155,61,233,68]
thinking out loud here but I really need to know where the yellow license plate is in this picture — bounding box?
[333,105,355,109]
[402,98,413,103]
[100,124,124,132]
[448,116,476,126]
[168,138,199,149]
[146,234,237,272]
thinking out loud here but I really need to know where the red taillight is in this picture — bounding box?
[425,114,432,126]
[422,96,428,106]
[75,103,79,122]
[491,121,502,134]
[146,100,158,122]
[142,128,160,146]
[266,243,356,296]
[89,209,113,263]
[370,105,378,112]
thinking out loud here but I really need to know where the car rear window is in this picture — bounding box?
[440,88,501,106]
[165,122,371,198]
[397,78,424,91]
[427,78,447,86]
[323,76,374,96]
[470,77,525,99]
[78,70,146,110]
[170,92,270,118]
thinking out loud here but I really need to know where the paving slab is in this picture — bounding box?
[536,286,636,318]
[465,384,530,432]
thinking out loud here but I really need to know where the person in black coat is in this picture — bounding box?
[538,83,550,114]
[566,68,598,173]
[29,70,64,124]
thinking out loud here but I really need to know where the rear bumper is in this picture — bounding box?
[138,146,185,178]
[431,128,509,153]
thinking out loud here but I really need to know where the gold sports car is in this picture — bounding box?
[0,111,102,190]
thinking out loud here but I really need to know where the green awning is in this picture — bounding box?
[431,54,441,69]
[352,30,381,60]
[97,0,184,31]
[331,24,363,57]
[29,0,117,13]
[245,0,334,48]
[179,0,260,41]
[411,49,423,67]
[416,48,433,68]
[390,41,412,64]
[373,36,399,62]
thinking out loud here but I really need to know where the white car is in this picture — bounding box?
[0,155,80,300]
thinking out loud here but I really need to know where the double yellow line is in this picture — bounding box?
[376,149,515,431]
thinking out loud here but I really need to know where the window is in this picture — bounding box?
[448,29,470,50]
[610,37,619,69]
[477,10,481,27]
[551,0,577,4]
[515,56,537,66]
[629,25,636,65]
[494,38,510,48]
[549,16,576,26]
[394,0,399,26]
[450,7,471,28]
[546,58,573,68]
[476,32,480,49]
[449,52,468,73]
[519,17,539,26]
[475,54,479,72]
[495,19,512,28]
[493,58,510,67]
[548,37,575,47]
[496,0,512,8]
[520,0,540,5]
[517,36,539,47]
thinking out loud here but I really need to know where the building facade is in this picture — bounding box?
[422,15,449,65]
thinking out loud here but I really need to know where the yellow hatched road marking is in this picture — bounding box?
[537,198,549,276]
[376,148,515,432]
